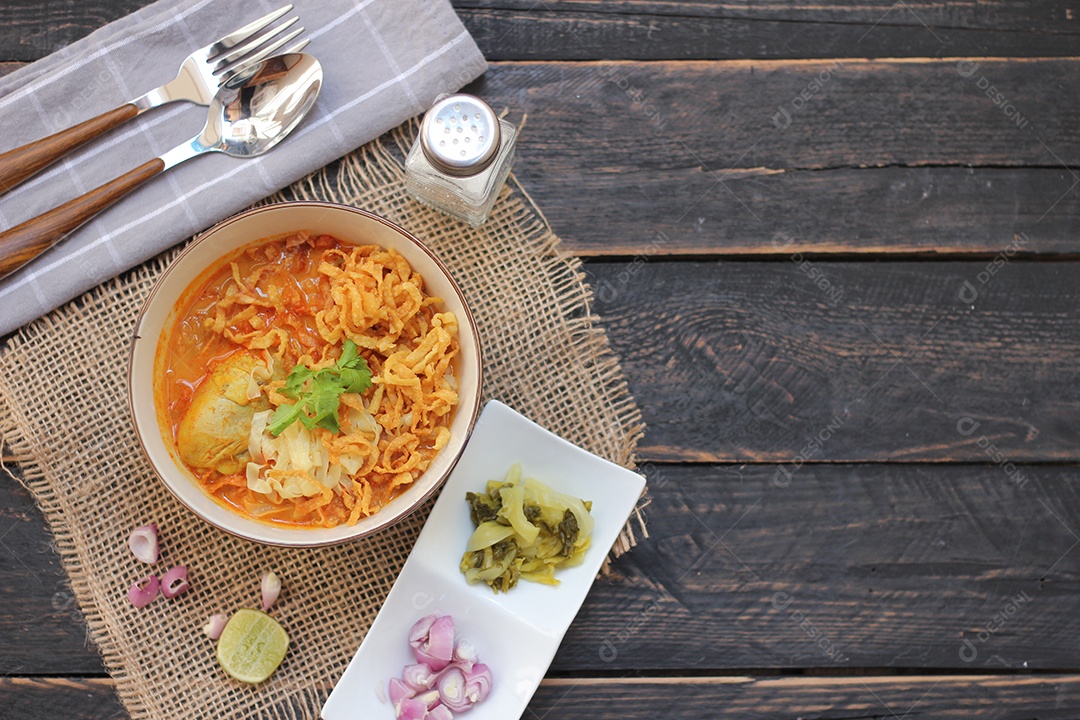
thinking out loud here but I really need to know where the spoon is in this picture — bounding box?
[0,53,322,280]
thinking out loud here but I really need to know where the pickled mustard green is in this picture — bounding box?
[460,463,593,593]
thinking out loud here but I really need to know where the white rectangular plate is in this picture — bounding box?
[322,399,645,720]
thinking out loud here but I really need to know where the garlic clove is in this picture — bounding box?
[203,612,228,639]
[260,571,281,611]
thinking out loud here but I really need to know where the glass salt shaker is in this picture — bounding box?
[404,94,516,228]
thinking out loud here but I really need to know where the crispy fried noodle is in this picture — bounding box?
[163,232,460,528]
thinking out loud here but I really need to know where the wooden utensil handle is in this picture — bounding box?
[0,103,140,195]
[0,158,165,280]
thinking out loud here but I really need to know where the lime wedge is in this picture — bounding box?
[216,608,289,684]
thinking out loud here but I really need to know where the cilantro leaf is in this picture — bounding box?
[267,340,373,436]
[338,366,372,394]
[281,365,314,400]
[307,384,343,433]
[337,339,360,370]
[268,403,304,436]
[336,340,372,394]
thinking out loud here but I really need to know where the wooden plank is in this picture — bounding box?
[460,0,1080,35]
[6,674,1080,720]
[0,1,150,62]
[476,59,1080,256]
[534,675,1080,719]
[553,464,1079,671]
[486,59,1080,168]
[459,3,1080,61]
[0,678,123,720]
[516,165,1080,258]
[0,469,103,674]
[1,1,1078,62]
[587,259,1080,462]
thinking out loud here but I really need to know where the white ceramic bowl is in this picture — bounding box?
[128,202,483,546]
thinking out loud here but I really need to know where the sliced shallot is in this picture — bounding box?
[415,689,441,710]
[463,664,493,704]
[394,614,492,718]
[127,574,159,608]
[261,571,281,611]
[436,666,470,713]
[452,638,478,671]
[127,524,160,564]
[402,663,437,691]
[408,614,437,648]
[203,613,228,639]
[426,704,453,720]
[410,614,455,671]
[388,677,413,707]
[396,697,427,720]
[160,566,190,599]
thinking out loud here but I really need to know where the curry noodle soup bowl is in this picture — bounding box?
[129,202,483,546]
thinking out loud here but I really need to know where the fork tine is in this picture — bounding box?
[282,38,311,55]
[207,4,293,58]
[212,17,299,71]
[218,30,308,83]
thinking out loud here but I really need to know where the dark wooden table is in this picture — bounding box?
[4,2,1080,718]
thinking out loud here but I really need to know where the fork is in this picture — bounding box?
[0,4,308,197]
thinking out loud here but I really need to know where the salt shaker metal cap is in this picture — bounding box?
[419,94,502,177]
[405,92,517,227]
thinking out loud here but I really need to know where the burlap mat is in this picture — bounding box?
[0,123,645,720]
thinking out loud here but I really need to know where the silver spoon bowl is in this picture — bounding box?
[164,53,321,167]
